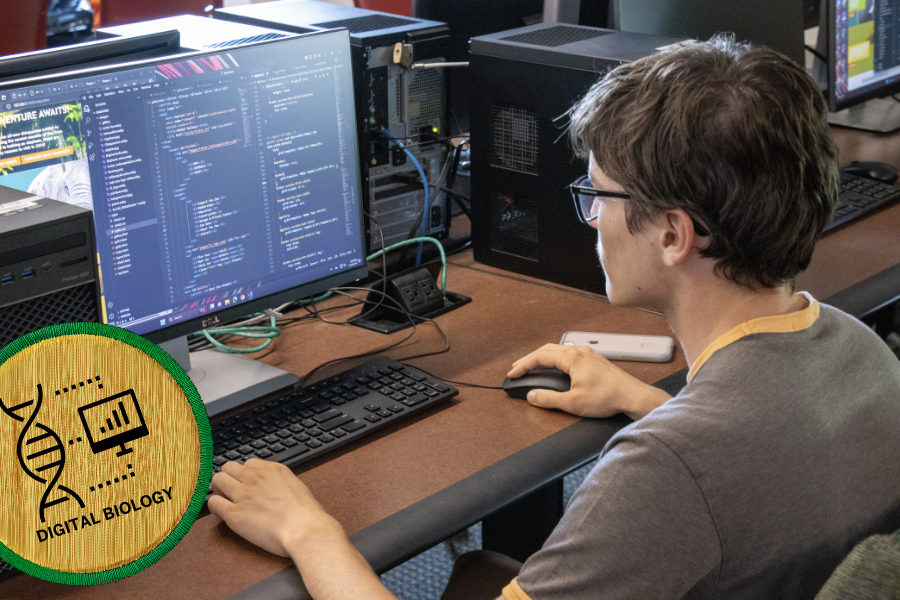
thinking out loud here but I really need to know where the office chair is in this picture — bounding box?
[0,0,48,56]
[815,528,900,599]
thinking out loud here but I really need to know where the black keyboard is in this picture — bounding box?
[209,357,457,490]
[825,172,900,233]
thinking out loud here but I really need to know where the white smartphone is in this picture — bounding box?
[560,331,675,362]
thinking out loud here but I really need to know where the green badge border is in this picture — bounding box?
[0,322,213,585]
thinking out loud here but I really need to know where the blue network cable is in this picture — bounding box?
[380,129,429,265]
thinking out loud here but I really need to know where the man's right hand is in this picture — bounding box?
[508,344,671,421]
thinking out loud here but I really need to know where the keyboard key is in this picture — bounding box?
[276,429,293,439]
[387,405,404,413]
[365,414,382,423]
[256,449,273,458]
[306,427,323,437]
[250,440,267,449]
[364,404,380,412]
[331,429,347,438]
[301,419,316,428]
[282,438,299,447]
[306,439,323,449]
[318,434,334,443]
[311,403,331,414]
[269,443,285,453]
[401,394,428,407]
[214,456,228,466]
[313,408,339,423]
[343,420,366,433]
[238,445,254,455]
[288,424,305,434]
[263,435,280,445]
[376,409,392,418]
[293,433,310,443]
[402,370,426,382]
[319,414,355,431]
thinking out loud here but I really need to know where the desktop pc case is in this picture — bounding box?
[469,24,679,294]
[0,187,101,349]
[216,0,452,252]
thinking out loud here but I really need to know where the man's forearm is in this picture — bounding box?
[284,518,398,600]
[622,386,672,421]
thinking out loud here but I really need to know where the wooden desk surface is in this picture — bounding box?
[4,132,900,599]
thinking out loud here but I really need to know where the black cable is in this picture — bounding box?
[443,186,470,204]
[405,363,504,390]
[298,285,450,386]
[445,189,471,219]
[805,44,827,63]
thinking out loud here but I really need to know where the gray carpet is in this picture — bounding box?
[381,459,598,600]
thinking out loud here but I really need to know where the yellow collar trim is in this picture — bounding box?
[502,578,533,600]
[687,292,819,381]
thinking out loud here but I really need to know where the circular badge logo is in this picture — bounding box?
[0,323,212,584]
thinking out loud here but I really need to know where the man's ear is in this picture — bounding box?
[660,209,703,267]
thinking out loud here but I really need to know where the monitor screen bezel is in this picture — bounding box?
[0,29,369,345]
[827,0,900,112]
[0,31,182,83]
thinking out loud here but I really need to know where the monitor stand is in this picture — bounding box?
[828,97,900,133]
[158,337,299,417]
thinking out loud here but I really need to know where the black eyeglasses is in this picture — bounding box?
[568,175,710,237]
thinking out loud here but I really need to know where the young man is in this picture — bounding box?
[209,37,900,599]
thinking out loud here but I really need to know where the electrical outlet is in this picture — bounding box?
[383,267,443,317]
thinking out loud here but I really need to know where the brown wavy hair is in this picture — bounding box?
[569,36,839,289]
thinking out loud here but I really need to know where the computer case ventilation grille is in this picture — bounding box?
[205,32,289,48]
[490,192,539,261]
[391,77,403,123]
[491,106,539,175]
[312,15,417,33]
[499,25,612,48]
[408,67,446,136]
[0,282,100,348]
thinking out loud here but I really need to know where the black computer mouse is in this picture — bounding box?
[502,367,571,400]
[841,161,899,185]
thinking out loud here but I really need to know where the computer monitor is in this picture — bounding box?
[826,0,900,132]
[0,31,182,82]
[0,30,368,414]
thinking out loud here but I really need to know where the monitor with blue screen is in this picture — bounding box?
[0,30,368,413]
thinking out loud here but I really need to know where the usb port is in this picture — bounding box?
[21,269,35,279]
[1,274,13,285]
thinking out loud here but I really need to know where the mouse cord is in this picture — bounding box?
[404,364,504,390]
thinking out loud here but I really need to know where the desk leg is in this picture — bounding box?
[482,479,564,563]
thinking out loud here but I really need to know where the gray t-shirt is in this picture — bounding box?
[512,303,900,599]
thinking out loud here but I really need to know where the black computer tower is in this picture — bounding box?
[469,24,679,294]
[216,0,452,252]
[0,187,101,349]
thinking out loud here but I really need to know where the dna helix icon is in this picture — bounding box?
[0,385,85,523]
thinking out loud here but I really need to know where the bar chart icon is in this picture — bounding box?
[78,389,149,457]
